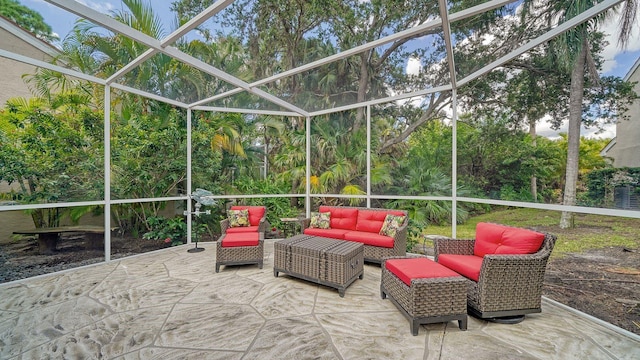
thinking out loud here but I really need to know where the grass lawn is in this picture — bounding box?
[423,208,640,258]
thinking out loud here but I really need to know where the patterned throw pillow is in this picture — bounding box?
[379,214,406,237]
[310,212,331,229]
[227,209,250,227]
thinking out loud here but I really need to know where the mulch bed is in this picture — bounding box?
[543,246,640,336]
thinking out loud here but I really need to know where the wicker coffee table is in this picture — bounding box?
[274,235,364,297]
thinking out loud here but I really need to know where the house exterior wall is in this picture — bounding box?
[0,26,55,105]
[609,58,640,168]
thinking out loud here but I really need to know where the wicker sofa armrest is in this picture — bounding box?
[433,238,475,260]
[392,217,409,258]
[220,219,230,234]
[300,218,311,230]
[257,215,268,233]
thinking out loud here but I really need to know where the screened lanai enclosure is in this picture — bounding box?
[0,0,639,276]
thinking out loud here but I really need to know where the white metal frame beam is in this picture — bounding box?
[0,48,105,84]
[458,0,624,87]
[439,0,459,237]
[106,0,235,83]
[45,0,310,116]
[190,0,517,109]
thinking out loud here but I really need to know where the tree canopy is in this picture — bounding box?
[0,0,58,42]
[2,0,637,238]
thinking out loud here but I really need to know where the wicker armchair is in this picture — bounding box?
[220,205,268,234]
[433,228,556,322]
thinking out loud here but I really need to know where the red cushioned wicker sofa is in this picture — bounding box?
[301,206,409,264]
[434,222,556,322]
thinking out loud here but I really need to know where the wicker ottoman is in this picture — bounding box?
[274,235,364,297]
[381,257,467,335]
[215,232,264,272]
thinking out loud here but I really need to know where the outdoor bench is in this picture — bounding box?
[13,225,117,254]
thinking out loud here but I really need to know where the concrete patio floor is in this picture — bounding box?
[1,239,639,359]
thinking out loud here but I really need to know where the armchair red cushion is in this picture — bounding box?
[221,233,260,247]
[386,258,461,286]
[437,254,483,282]
[474,222,545,257]
[226,226,260,234]
[231,206,265,227]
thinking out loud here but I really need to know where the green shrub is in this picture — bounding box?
[143,216,187,246]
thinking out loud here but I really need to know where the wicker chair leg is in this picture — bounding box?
[458,317,468,330]
[411,320,419,336]
[215,263,220,273]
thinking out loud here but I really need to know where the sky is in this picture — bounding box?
[21,0,640,140]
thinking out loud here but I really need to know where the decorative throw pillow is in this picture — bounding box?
[379,214,406,237]
[310,212,331,229]
[227,209,250,227]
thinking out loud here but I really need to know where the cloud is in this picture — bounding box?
[536,117,615,140]
[406,56,422,76]
[76,0,117,14]
[598,6,640,74]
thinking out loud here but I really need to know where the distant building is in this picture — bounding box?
[0,16,62,241]
[1,16,60,195]
[599,57,640,210]
[601,56,640,167]
[0,15,59,105]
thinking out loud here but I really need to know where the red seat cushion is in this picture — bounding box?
[437,254,483,282]
[231,206,266,226]
[343,231,394,248]
[221,233,260,247]
[319,206,358,230]
[385,258,461,286]
[226,225,260,234]
[356,210,405,233]
[303,228,349,239]
[474,222,545,257]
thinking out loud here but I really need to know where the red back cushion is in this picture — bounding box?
[356,210,405,233]
[474,222,545,257]
[319,206,358,230]
[231,206,265,226]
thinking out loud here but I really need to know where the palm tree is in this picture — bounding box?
[525,0,638,228]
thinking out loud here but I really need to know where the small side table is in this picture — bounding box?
[280,217,303,238]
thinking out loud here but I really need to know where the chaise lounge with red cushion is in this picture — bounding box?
[301,206,409,264]
[434,222,556,322]
[216,205,267,273]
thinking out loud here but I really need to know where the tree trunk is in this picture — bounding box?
[529,118,537,202]
[354,52,370,133]
[560,39,587,229]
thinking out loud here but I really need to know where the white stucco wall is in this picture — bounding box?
[0,26,56,105]
[611,58,640,168]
